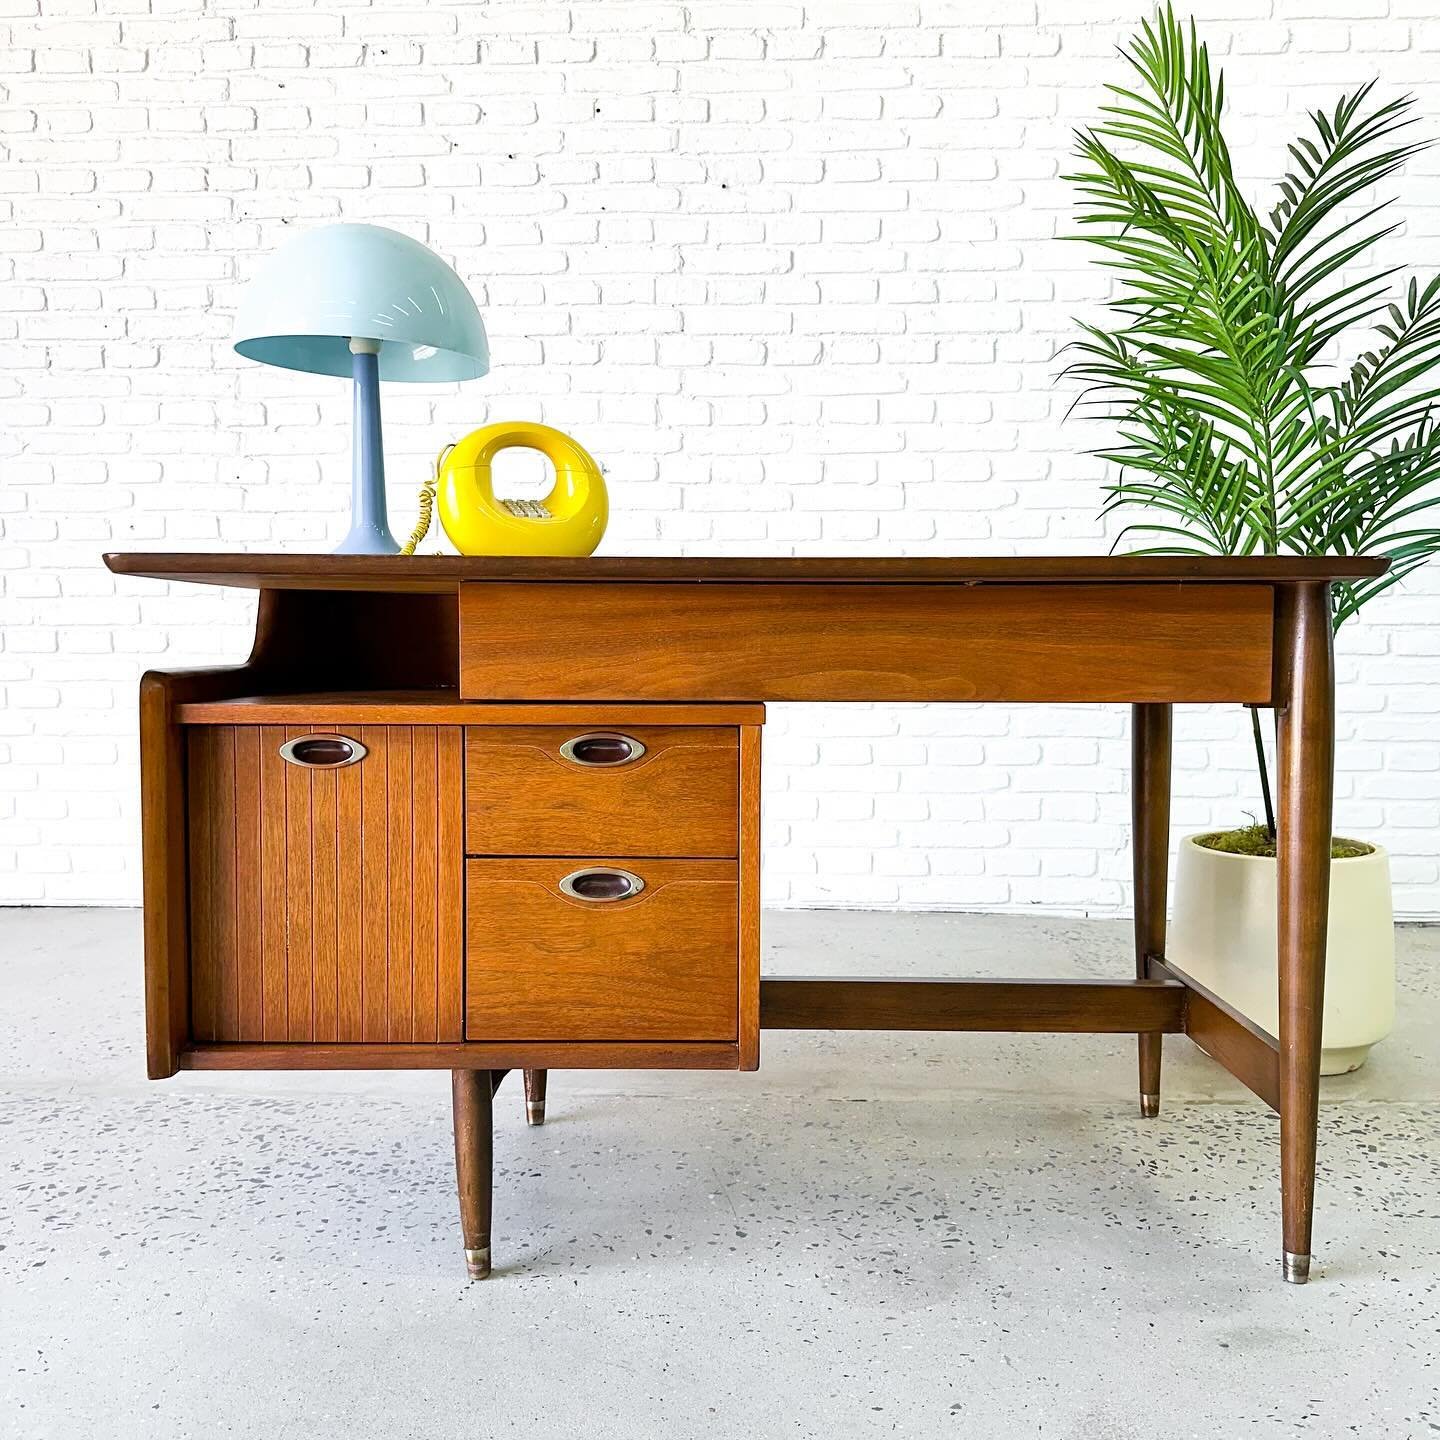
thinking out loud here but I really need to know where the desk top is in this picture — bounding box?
[104,552,1388,592]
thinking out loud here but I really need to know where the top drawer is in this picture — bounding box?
[465,725,738,857]
[459,581,1275,703]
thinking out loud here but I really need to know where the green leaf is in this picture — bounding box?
[1065,2,1440,627]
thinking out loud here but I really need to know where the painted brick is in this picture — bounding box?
[1,0,1438,916]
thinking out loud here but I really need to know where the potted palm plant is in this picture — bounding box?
[1067,5,1440,1070]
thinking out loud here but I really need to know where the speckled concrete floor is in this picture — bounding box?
[2,908,1438,1439]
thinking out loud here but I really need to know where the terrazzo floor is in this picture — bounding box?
[3,907,1438,1439]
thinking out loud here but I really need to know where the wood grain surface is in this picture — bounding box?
[737,724,762,1070]
[460,582,1276,703]
[1274,582,1338,1271]
[187,724,464,1044]
[180,1040,743,1070]
[464,725,738,856]
[1152,958,1281,1112]
[177,697,766,727]
[465,858,739,1042]
[760,977,1186,1032]
[105,552,1390,591]
[140,665,263,1079]
[1132,702,1173,1113]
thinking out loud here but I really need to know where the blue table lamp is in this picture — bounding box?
[234,224,489,554]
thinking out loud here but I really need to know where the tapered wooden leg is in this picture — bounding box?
[452,1069,494,1280]
[1275,584,1335,1284]
[1132,703,1172,1118]
[523,1068,548,1127]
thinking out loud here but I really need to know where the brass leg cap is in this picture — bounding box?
[1283,1251,1311,1285]
[526,1100,546,1127]
[465,1246,492,1280]
[1140,1093,1160,1119]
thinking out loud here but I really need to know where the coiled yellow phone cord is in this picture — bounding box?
[401,444,454,555]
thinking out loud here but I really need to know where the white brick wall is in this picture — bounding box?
[2,0,1439,914]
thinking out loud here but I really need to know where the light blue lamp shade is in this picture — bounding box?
[234,224,489,381]
[233,223,489,554]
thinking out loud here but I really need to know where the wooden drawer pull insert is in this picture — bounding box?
[557,732,646,767]
[558,867,645,902]
[277,733,368,769]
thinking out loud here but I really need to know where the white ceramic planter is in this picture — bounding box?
[1167,835,1395,1074]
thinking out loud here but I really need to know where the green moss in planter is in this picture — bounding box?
[1195,825,1373,861]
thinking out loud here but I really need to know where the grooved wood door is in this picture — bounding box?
[187,725,464,1044]
[464,726,738,856]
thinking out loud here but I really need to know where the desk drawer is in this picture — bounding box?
[460,581,1276,703]
[465,725,738,857]
[465,858,738,1042]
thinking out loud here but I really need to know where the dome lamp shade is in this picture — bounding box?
[233,223,489,554]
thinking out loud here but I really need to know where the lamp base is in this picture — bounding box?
[337,341,399,555]
[333,522,401,556]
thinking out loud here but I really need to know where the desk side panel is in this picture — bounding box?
[459,583,1274,704]
[140,667,264,1079]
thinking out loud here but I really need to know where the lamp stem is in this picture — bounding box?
[334,337,400,555]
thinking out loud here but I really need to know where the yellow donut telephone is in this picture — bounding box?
[404,421,608,557]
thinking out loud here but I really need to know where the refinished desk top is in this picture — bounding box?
[103,552,1387,592]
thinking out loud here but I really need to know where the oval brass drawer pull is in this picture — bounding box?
[278,734,368,769]
[558,732,646,767]
[558,867,645,902]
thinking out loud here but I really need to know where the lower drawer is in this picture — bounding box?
[465,858,738,1042]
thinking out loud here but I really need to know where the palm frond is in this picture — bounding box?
[1065,2,1440,629]
[1268,85,1423,278]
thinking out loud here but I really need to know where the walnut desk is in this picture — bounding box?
[104,553,1387,1284]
